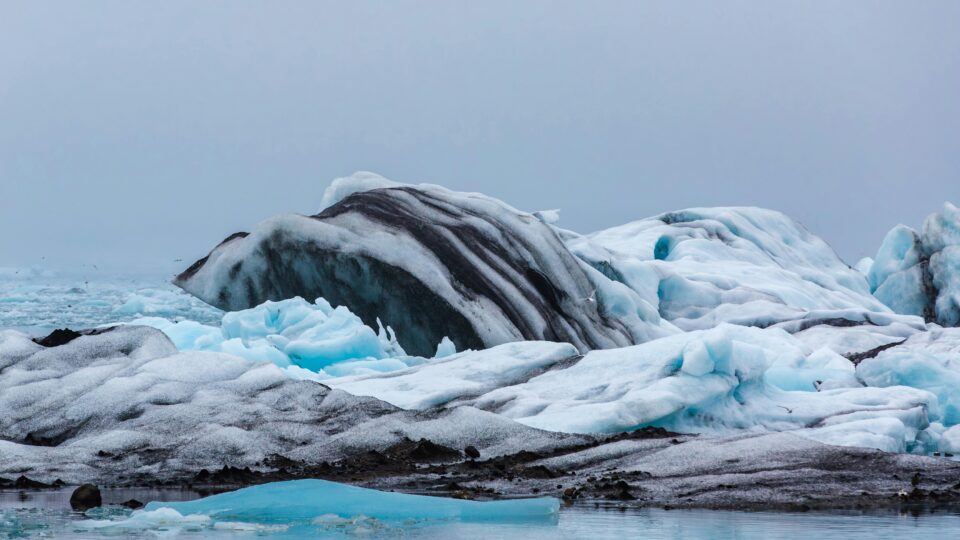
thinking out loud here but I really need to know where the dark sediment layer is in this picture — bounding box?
[10,429,960,513]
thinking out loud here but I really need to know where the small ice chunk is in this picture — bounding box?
[434,336,457,358]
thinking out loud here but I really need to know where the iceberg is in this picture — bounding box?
[145,479,559,524]
[174,172,669,356]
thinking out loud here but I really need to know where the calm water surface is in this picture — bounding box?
[2,488,959,539]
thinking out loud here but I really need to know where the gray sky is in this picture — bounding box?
[1,1,958,274]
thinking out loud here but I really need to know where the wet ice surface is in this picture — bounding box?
[0,268,222,335]
[3,489,960,540]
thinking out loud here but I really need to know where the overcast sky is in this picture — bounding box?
[1,1,958,274]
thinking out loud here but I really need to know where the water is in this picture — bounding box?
[2,489,960,539]
[0,268,221,334]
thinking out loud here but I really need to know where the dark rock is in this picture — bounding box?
[121,499,144,509]
[521,465,557,479]
[385,438,462,463]
[845,339,908,366]
[14,475,52,489]
[34,328,82,347]
[70,484,102,512]
[464,445,481,459]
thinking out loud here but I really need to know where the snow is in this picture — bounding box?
[0,326,589,482]
[329,341,578,409]
[317,171,403,212]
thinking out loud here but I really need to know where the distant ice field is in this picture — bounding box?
[0,268,222,335]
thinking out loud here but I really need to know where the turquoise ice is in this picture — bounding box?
[145,479,559,524]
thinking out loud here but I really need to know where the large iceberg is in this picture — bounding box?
[175,173,670,356]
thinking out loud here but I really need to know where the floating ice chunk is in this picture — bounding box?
[81,507,212,531]
[146,479,559,524]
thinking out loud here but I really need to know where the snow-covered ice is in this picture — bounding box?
[565,207,895,332]
[0,326,588,482]
[327,323,941,453]
[175,173,671,356]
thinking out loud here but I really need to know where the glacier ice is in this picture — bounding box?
[869,202,960,326]
[330,324,942,453]
[130,296,422,377]
[174,173,670,356]
[0,326,590,482]
[330,341,579,410]
[857,328,960,427]
[564,207,901,332]
[5,171,960,504]
[144,479,559,523]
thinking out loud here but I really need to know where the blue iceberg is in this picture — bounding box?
[145,479,560,524]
